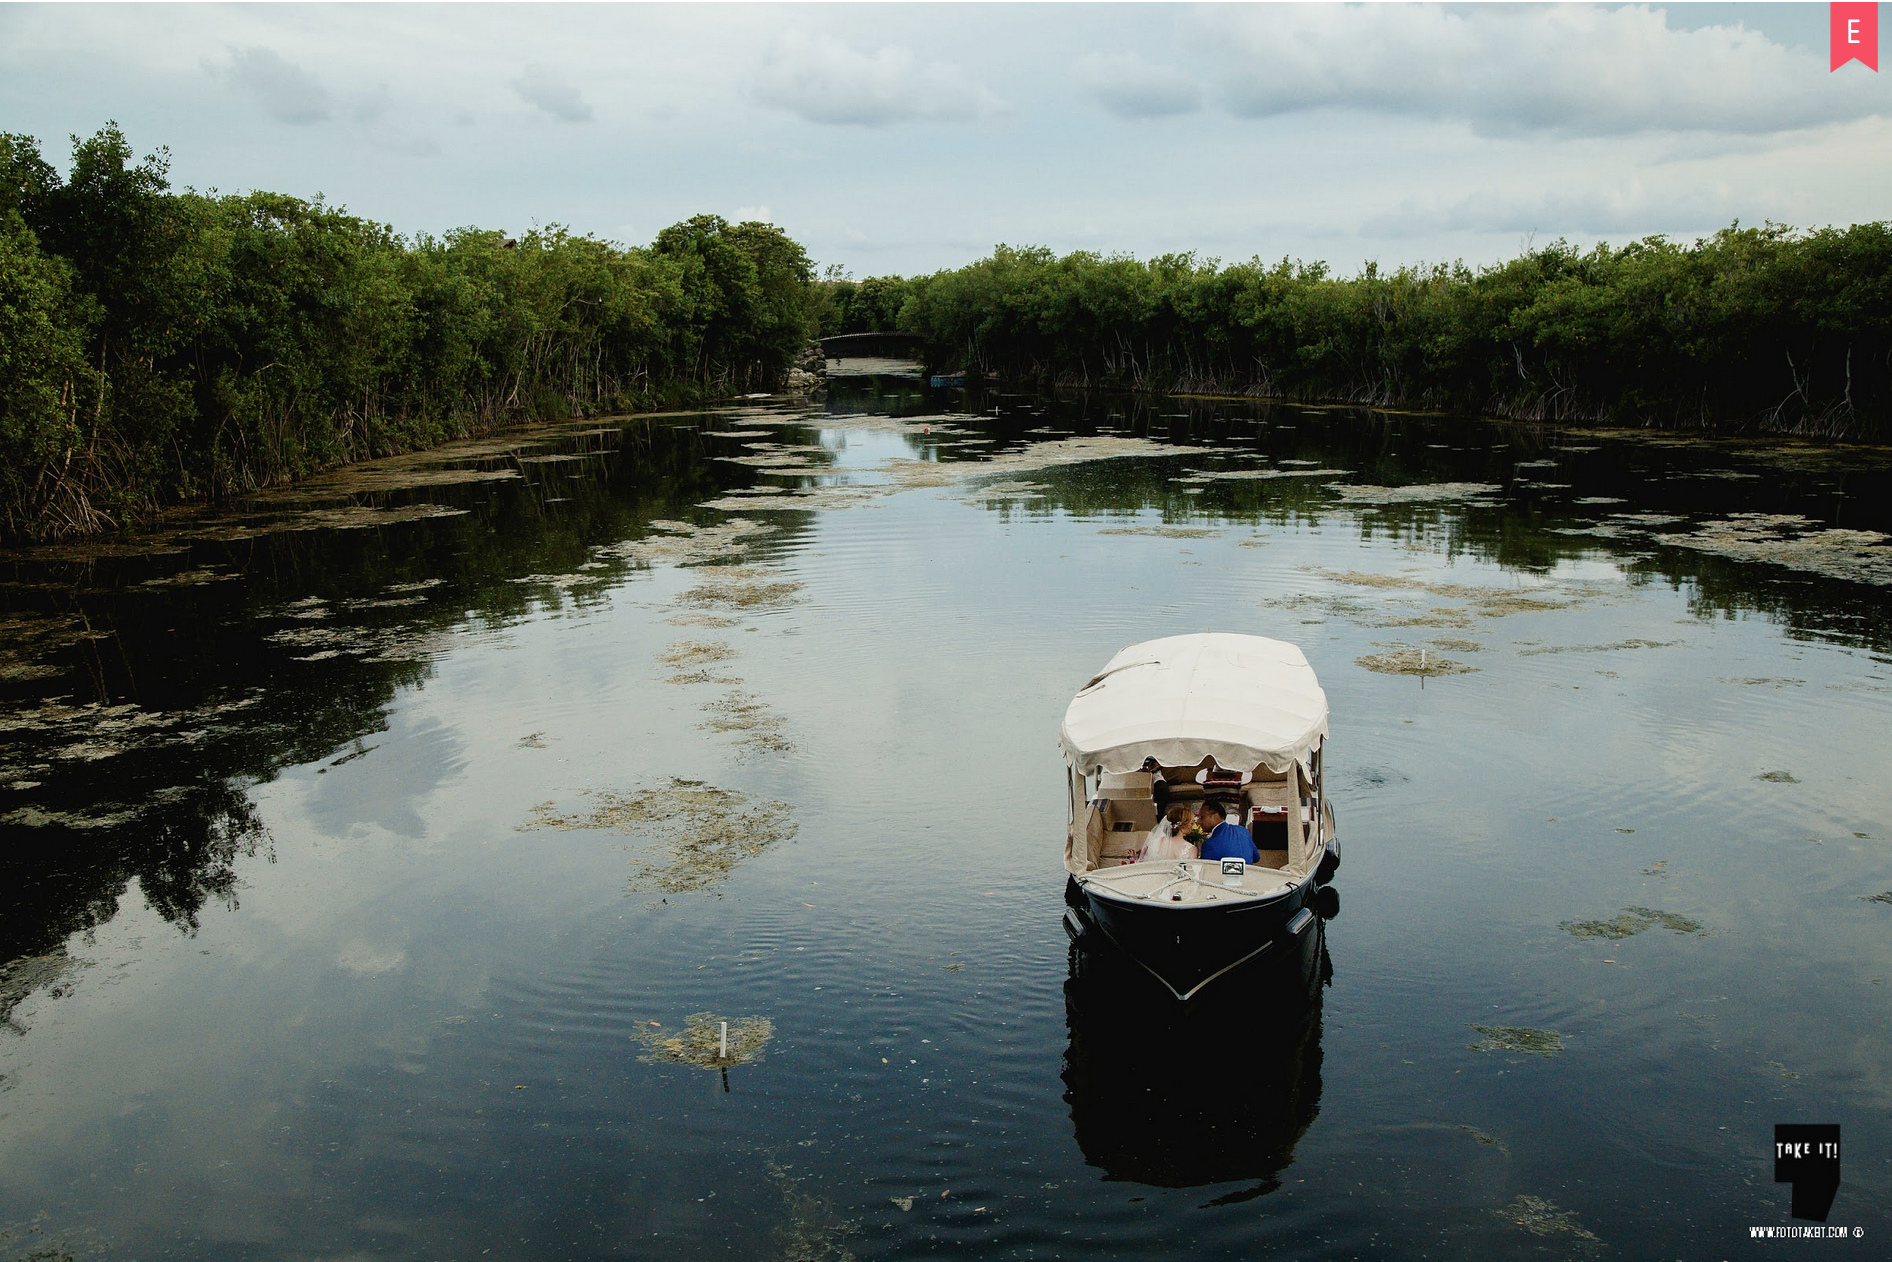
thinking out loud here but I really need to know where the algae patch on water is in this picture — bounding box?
[519,778,795,892]
[886,434,1192,491]
[1357,647,1476,677]
[1332,482,1503,506]
[1180,466,1349,482]
[701,690,791,752]
[767,1158,860,1262]
[1468,1025,1565,1057]
[678,566,804,611]
[1755,769,1799,783]
[599,518,777,568]
[1562,906,1705,940]
[1518,639,1678,656]
[1654,513,1892,587]
[661,640,736,668]
[1496,1194,1602,1245]
[1097,525,1222,538]
[636,1011,774,1068]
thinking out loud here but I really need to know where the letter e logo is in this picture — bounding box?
[1832,3,1880,71]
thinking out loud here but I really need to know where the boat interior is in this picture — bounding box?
[1064,756,1332,899]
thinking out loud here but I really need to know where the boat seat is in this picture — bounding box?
[1244,774,1304,858]
[1094,795,1156,865]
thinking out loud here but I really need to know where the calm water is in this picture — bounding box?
[3,385,1890,1260]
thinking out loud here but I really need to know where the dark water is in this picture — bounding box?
[3,385,1890,1260]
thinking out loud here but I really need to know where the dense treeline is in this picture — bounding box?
[819,225,1892,441]
[0,125,813,538]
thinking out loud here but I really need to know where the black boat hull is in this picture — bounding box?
[1063,926,1326,1189]
[1077,874,1315,1000]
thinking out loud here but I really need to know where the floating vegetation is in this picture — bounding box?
[517,732,547,748]
[1372,609,1475,629]
[1495,1194,1602,1244]
[1754,770,1799,783]
[520,778,796,892]
[1097,525,1221,538]
[661,640,736,668]
[1859,891,1892,906]
[883,434,1192,491]
[1182,466,1349,481]
[767,1158,859,1262]
[701,690,791,752]
[1562,907,1706,940]
[1468,1025,1565,1057]
[0,611,99,681]
[717,453,832,471]
[693,496,813,513]
[1518,639,1678,655]
[1473,593,1574,617]
[1331,482,1502,505]
[636,1011,774,1068]
[1654,513,1892,587]
[677,567,803,611]
[963,479,1045,501]
[279,465,521,497]
[1,803,139,829]
[1721,677,1804,688]
[1305,568,1511,602]
[508,570,609,592]
[598,518,776,568]
[1357,647,1476,677]
[668,613,743,628]
[1431,638,1484,652]
[264,621,456,663]
[0,694,261,766]
[136,567,238,587]
[1460,1125,1510,1153]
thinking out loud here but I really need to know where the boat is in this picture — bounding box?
[1059,633,1340,1000]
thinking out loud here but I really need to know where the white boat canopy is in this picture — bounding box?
[1058,633,1329,776]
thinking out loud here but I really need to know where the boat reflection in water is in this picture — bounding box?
[1061,920,1328,1200]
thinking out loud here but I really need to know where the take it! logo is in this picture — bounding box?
[1832,3,1879,71]
[1775,1124,1841,1222]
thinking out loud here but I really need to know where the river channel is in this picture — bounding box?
[3,381,1890,1259]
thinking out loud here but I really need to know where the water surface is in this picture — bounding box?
[3,386,1890,1259]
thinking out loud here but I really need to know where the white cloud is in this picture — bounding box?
[512,63,593,122]
[753,31,1006,127]
[1205,4,1881,137]
[733,205,773,224]
[1358,178,1785,240]
[214,46,332,125]
[1073,53,1202,119]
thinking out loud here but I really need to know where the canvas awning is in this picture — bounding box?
[1058,633,1328,775]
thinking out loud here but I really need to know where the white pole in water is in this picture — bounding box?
[719,1021,728,1061]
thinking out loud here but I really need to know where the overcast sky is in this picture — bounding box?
[2,3,1885,277]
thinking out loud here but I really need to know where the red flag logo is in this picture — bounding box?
[1832,2,1879,71]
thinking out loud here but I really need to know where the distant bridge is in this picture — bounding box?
[818,331,930,360]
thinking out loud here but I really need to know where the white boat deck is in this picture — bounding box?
[1080,859,1301,906]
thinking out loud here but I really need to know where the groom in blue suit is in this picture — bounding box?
[1195,799,1260,865]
